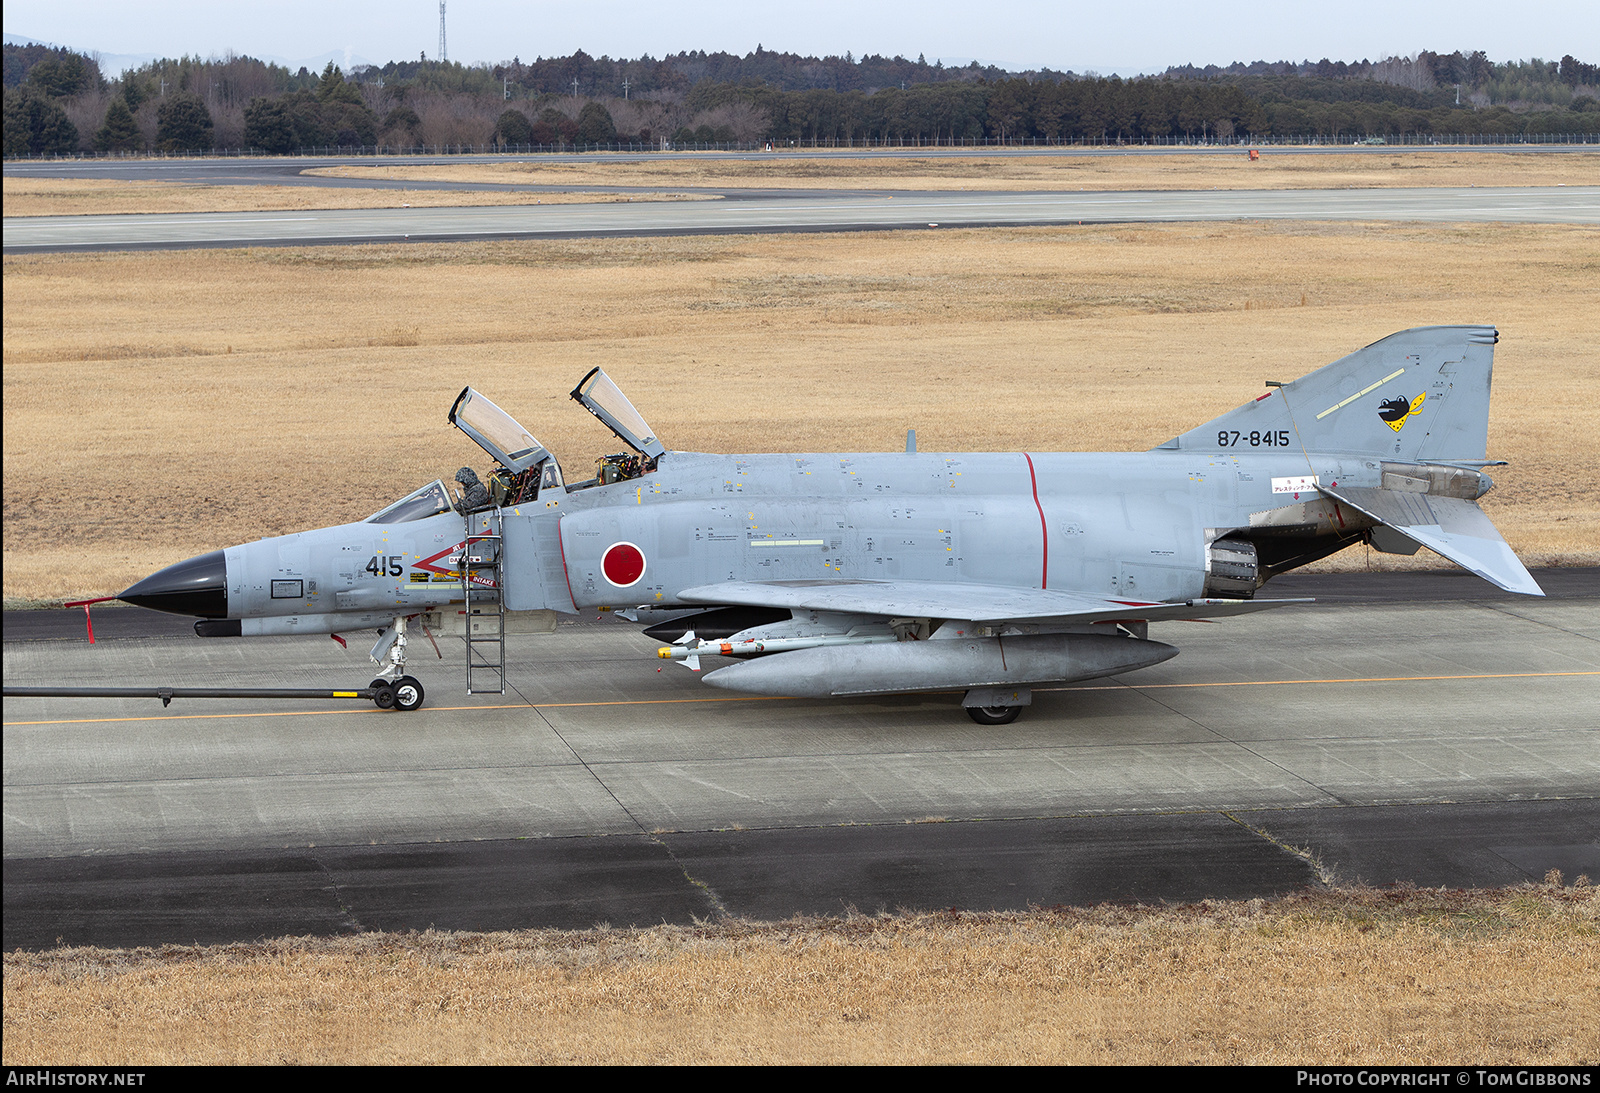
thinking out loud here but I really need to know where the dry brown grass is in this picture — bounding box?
[5,219,1597,601]
[3,886,1595,1065]
[306,150,1600,193]
[0,176,716,217]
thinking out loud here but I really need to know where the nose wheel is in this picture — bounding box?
[370,675,425,712]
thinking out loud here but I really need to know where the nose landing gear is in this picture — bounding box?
[368,616,426,711]
[370,675,425,712]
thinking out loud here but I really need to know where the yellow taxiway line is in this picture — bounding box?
[3,670,1594,727]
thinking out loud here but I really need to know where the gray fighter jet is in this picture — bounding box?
[118,325,1542,722]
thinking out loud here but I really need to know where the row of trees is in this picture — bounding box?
[6,43,1598,157]
[241,65,381,151]
[1159,50,1596,92]
[4,81,215,156]
[352,45,1056,101]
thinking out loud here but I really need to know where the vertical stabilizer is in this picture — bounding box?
[1163,326,1498,462]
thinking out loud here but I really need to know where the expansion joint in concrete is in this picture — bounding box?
[1474,600,1600,642]
[649,834,732,920]
[517,683,728,914]
[309,849,366,934]
[1222,811,1339,887]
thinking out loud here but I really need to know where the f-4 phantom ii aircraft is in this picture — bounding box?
[118,325,1542,723]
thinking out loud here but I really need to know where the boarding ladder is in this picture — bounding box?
[461,506,506,695]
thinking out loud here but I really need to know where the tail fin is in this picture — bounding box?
[1160,325,1542,596]
[1159,326,1498,462]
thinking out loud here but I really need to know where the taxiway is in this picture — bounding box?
[4,569,1596,948]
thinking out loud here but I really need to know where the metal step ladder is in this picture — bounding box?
[461,506,505,695]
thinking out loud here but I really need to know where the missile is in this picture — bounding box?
[697,633,1178,697]
[658,630,895,671]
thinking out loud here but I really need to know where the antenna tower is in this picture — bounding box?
[438,2,447,64]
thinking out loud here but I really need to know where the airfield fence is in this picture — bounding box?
[6,132,1597,162]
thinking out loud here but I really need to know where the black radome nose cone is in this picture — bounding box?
[118,550,228,618]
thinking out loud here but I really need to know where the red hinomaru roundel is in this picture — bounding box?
[601,542,646,587]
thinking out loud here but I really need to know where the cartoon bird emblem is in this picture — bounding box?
[1378,392,1426,432]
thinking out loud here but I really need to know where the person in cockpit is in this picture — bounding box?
[453,466,491,512]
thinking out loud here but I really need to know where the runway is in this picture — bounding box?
[7,143,1597,185]
[4,569,1596,949]
[7,186,1598,252]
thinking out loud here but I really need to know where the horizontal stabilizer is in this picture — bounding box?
[1319,485,1544,596]
[677,579,1311,626]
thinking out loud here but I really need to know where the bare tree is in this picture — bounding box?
[695,101,770,141]
[541,97,580,121]
[133,100,161,149]
[210,102,245,149]
[1371,56,1435,92]
[607,96,673,140]
[360,82,397,121]
[414,90,496,147]
[62,87,112,151]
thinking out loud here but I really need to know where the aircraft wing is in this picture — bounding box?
[674,579,1310,626]
[1317,485,1543,596]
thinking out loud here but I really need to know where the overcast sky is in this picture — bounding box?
[6,0,1596,76]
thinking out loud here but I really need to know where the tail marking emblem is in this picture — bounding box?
[1378,393,1427,432]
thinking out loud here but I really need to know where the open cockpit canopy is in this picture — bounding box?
[571,368,667,462]
[449,372,664,497]
[449,387,554,474]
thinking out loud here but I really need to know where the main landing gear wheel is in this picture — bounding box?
[391,676,425,712]
[967,705,1022,726]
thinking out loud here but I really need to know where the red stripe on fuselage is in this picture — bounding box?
[1023,452,1048,589]
[555,520,580,612]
